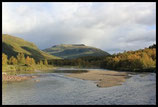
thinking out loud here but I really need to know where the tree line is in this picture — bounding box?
[2,53,48,66]
[48,44,156,72]
[2,44,156,72]
[100,47,156,71]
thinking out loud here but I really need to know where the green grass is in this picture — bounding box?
[2,65,35,75]
[2,64,55,75]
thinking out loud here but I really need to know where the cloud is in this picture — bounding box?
[2,2,156,54]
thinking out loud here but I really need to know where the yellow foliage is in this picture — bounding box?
[2,53,8,65]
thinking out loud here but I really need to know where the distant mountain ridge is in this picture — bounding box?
[43,44,110,59]
[52,44,85,47]
[2,34,61,61]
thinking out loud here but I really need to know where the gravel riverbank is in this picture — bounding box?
[2,74,37,82]
[67,70,129,87]
[2,69,156,105]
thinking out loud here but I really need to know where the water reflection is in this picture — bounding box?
[2,69,156,105]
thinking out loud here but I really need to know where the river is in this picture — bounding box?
[2,68,156,105]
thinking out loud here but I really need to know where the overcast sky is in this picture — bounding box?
[2,2,156,54]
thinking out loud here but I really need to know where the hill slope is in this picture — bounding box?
[2,34,61,61]
[43,44,110,59]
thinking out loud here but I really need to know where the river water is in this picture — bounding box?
[2,69,156,105]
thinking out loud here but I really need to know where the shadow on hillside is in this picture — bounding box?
[2,42,18,58]
[21,46,45,61]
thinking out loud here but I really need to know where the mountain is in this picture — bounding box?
[2,34,61,61]
[43,44,110,59]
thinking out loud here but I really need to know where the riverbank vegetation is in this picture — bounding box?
[2,44,156,73]
[2,53,53,73]
[48,44,156,72]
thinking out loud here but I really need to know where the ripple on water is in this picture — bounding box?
[2,70,156,105]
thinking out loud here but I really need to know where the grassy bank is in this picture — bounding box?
[2,64,55,75]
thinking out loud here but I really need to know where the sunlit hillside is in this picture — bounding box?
[43,44,110,59]
[2,34,61,61]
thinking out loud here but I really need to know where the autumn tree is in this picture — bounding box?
[31,58,36,65]
[8,56,18,65]
[25,56,36,66]
[44,59,48,65]
[140,53,155,69]
[2,53,8,65]
[17,53,25,64]
[39,60,43,65]
[25,56,31,65]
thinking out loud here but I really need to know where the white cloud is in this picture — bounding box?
[2,2,156,54]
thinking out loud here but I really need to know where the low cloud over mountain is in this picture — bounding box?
[2,2,156,54]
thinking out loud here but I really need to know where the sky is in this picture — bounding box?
[2,2,156,54]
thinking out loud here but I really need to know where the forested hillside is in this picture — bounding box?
[48,44,156,72]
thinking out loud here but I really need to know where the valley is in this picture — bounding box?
[2,34,156,105]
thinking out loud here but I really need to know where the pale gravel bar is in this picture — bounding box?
[2,69,156,105]
[66,70,129,88]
